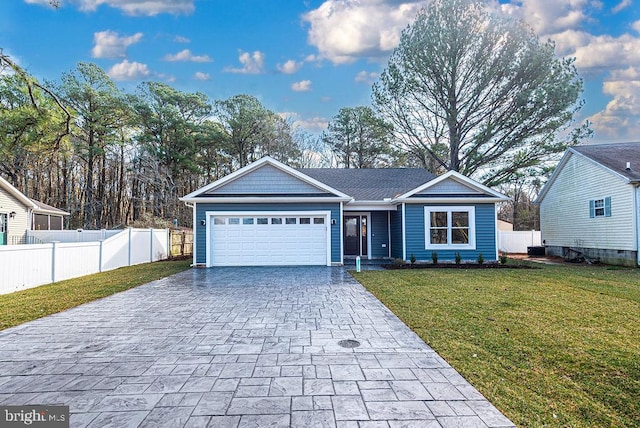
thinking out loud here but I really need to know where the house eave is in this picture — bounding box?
[180,196,353,204]
[392,197,509,204]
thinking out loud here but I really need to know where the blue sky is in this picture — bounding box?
[1,0,639,143]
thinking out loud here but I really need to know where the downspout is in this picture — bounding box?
[340,202,344,266]
[402,203,406,261]
[387,210,391,259]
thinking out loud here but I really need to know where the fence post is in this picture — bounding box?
[99,240,104,272]
[150,228,153,262]
[128,227,132,266]
[51,241,57,283]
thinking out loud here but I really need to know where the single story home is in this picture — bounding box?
[181,156,509,267]
[0,176,70,245]
[535,142,640,266]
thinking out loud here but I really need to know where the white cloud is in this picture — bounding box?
[174,35,190,43]
[223,50,265,74]
[277,59,303,74]
[194,71,210,80]
[633,20,640,34]
[296,117,329,132]
[291,80,312,92]
[612,0,631,13]
[51,0,195,16]
[164,49,212,62]
[107,59,150,80]
[355,70,379,84]
[303,0,425,64]
[588,78,640,142]
[569,33,640,71]
[91,30,143,59]
[497,0,593,36]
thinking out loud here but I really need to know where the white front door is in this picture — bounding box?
[208,212,330,266]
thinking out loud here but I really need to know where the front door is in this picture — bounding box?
[0,213,7,245]
[344,215,368,257]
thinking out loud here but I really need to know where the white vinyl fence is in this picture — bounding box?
[498,230,541,254]
[0,228,169,295]
[27,229,121,243]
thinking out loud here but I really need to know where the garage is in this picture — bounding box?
[207,211,331,266]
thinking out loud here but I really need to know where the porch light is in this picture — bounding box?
[9,211,16,219]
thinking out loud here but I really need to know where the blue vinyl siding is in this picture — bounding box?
[390,205,403,259]
[370,211,390,258]
[404,203,497,261]
[194,202,341,264]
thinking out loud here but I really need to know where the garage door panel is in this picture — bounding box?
[210,214,328,266]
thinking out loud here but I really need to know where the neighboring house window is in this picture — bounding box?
[589,197,611,218]
[424,206,476,249]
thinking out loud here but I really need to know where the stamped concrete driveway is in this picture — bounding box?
[0,267,514,428]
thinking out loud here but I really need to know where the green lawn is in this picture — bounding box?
[353,263,640,427]
[0,259,192,331]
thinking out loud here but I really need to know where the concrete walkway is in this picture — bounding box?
[0,267,514,427]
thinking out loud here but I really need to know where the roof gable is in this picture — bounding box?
[182,156,351,201]
[394,170,509,201]
[204,163,327,195]
[413,177,483,196]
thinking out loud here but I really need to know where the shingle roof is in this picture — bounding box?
[298,168,436,200]
[29,198,70,215]
[572,142,640,182]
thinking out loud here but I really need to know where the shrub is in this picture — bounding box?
[477,252,484,265]
[410,253,416,264]
[431,251,438,264]
[455,252,462,265]
[500,253,508,265]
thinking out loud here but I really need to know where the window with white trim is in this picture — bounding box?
[589,197,611,218]
[425,206,476,249]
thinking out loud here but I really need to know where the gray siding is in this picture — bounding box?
[370,211,390,258]
[415,178,482,196]
[205,164,327,195]
[540,153,635,251]
[0,188,29,243]
[390,206,403,259]
[405,203,497,261]
[195,202,341,264]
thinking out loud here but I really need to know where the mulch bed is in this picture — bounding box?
[382,263,536,270]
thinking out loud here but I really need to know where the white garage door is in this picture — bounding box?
[209,213,329,266]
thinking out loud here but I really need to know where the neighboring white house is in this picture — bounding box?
[535,142,640,266]
[0,176,69,245]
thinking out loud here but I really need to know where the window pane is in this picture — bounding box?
[242,218,254,225]
[594,199,604,208]
[431,212,448,227]
[257,218,268,224]
[285,218,297,225]
[50,216,63,230]
[271,218,282,224]
[452,212,469,227]
[313,217,324,224]
[213,217,225,225]
[34,214,48,230]
[300,217,311,224]
[430,229,448,244]
[228,218,240,225]
[451,228,469,244]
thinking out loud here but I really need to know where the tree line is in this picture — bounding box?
[1,0,590,230]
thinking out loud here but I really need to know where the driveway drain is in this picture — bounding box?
[338,339,361,348]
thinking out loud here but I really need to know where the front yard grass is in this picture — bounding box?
[353,263,640,427]
[0,259,191,331]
